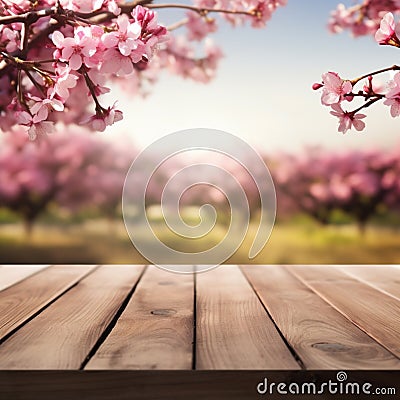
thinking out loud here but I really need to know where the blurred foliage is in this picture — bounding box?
[0,214,399,264]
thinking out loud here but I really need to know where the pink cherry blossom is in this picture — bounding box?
[330,104,366,134]
[1,26,20,52]
[375,12,398,44]
[101,14,141,56]
[29,95,64,120]
[95,0,121,15]
[60,0,120,15]
[100,47,139,75]
[321,72,353,105]
[16,110,55,140]
[249,1,273,28]
[51,66,79,101]
[131,5,168,59]
[52,28,97,70]
[186,12,217,41]
[384,72,400,117]
[81,104,123,131]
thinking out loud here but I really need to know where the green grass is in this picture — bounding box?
[0,218,399,264]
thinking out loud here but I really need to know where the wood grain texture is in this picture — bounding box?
[338,265,400,300]
[0,265,49,291]
[242,265,400,369]
[0,265,144,369]
[86,266,194,370]
[195,265,300,370]
[289,265,400,359]
[0,265,95,342]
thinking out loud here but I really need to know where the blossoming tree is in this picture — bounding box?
[0,127,135,235]
[0,0,286,140]
[272,147,400,233]
[2,0,400,139]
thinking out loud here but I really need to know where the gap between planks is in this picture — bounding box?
[0,265,97,344]
[195,265,300,370]
[287,265,400,361]
[85,266,194,370]
[241,265,400,369]
[0,265,145,369]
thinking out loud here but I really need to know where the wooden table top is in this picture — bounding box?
[0,264,399,370]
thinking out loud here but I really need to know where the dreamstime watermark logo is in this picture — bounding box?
[122,128,276,273]
[256,371,396,396]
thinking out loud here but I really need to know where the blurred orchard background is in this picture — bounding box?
[1,126,400,264]
[1,0,400,264]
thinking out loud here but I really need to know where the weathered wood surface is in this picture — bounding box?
[0,264,399,370]
[338,265,400,300]
[289,265,400,359]
[86,266,194,370]
[0,265,49,292]
[196,265,299,369]
[242,265,400,369]
[0,265,144,369]
[0,265,96,342]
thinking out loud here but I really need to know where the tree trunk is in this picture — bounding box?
[357,220,367,236]
[23,218,34,239]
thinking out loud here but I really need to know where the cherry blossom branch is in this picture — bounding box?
[0,7,57,24]
[313,65,400,133]
[0,1,255,27]
[0,1,148,25]
[316,11,400,134]
[81,68,103,113]
[0,0,284,139]
[147,3,254,17]
[351,65,400,85]
[351,97,382,114]
[166,18,188,32]
[0,51,53,76]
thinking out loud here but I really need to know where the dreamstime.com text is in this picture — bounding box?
[256,372,396,396]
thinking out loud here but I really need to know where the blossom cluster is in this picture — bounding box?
[328,0,400,37]
[0,0,286,140]
[315,12,400,134]
[0,2,168,139]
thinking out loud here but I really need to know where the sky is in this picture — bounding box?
[106,0,400,154]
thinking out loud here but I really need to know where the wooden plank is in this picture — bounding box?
[0,265,145,369]
[242,265,400,369]
[0,265,95,341]
[338,265,400,300]
[0,265,49,291]
[86,266,194,370]
[289,265,400,359]
[195,265,300,370]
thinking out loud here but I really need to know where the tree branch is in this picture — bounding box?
[351,65,400,85]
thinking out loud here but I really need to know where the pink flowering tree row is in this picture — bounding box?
[271,146,400,233]
[0,127,136,235]
[123,146,400,234]
[315,1,400,133]
[0,0,286,140]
